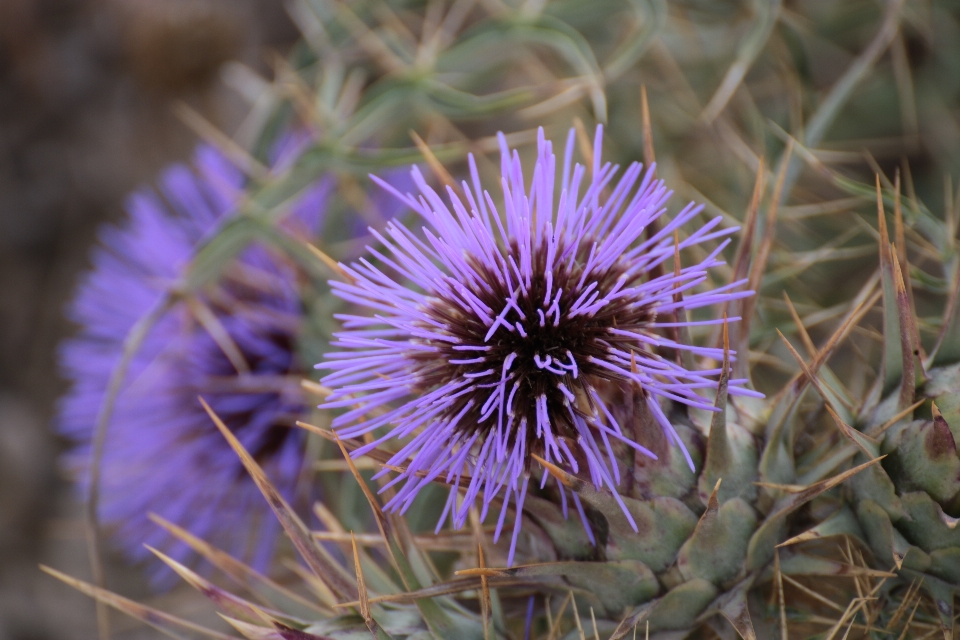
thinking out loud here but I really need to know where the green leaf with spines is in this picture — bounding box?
[878,218,905,397]
[481,561,659,616]
[898,492,960,551]
[748,455,885,570]
[778,507,863,551]
[758,393,801,492]
[796,443,858,486]
[848,454,905,520]
[605,497,699,573]
[925,364,960,434]
[699,417,759,506]
[699,345,760,506]
[551,464,698,572]
[523,494,596,560]
[643,579,718,633]
[856,498,921,570]
[677,497,757,585]
[630,418,702,503]
[710,577,758,640]
[889,418,960,506]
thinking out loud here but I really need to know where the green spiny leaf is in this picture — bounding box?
[777,507,863,549]
[678,488,757,585]
[898,491,960,552]
[644,579,717,632]
[855,499,919,570]
[890,418,960,506]
[925,364,960,437]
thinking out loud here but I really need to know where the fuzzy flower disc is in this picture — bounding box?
[320,126,758,564]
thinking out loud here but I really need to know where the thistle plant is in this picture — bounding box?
[319,125,759,567]
[40,1,960,639]
[45,124,903,640]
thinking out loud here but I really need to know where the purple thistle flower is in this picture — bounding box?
[57,141,333,583]
[319,126,760,565]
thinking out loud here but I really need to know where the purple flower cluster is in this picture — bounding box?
[58,141,330,580]
[319,126,759,565]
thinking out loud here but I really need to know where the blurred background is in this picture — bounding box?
[0,1,299,637]
[3,0,960,638]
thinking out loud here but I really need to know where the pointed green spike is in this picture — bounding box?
[700,351,732,500]
[758,386,801,495]
[892,250,926,407]
[699,329,759,505]
[756,437,797,513]
[777,507,863,548]
[713,577,758,640]
[877,178,905,396]
[817,368,857,426]
[778,330,881,460]
[744,515,786,573]
[863,389,903,434]
[797,442,859,486]
[678,481,757,585]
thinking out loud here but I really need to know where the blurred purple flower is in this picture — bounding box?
[319,126,760,565]
[57,141,333,582]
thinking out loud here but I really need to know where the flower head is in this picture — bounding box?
[320,126,758,565]
[58,141,331,582]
